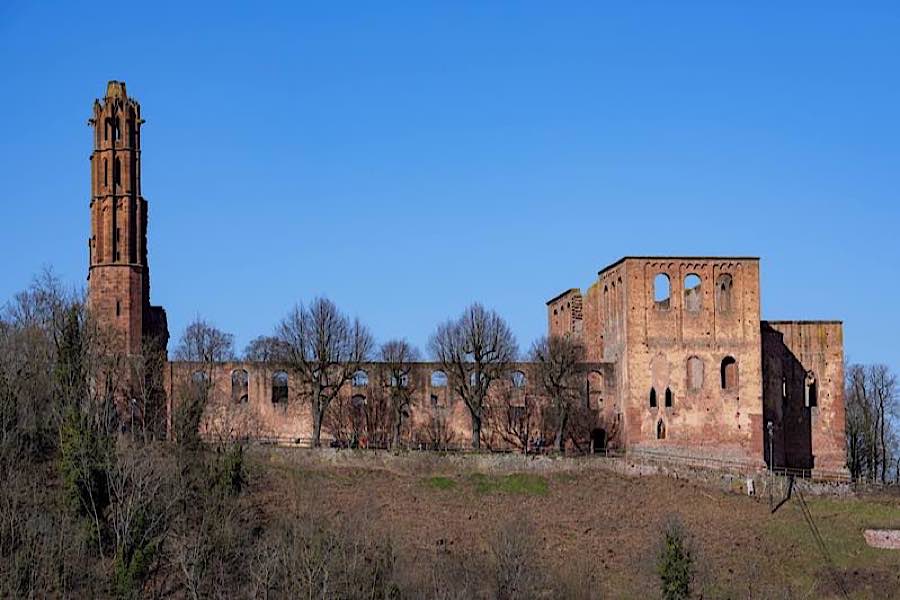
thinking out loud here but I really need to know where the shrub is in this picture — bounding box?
[215,443,247,497]
[657,519,694,600]
[58,407,111,520]
[492,514,544,600]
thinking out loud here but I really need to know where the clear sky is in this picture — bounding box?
[1,1,898,373]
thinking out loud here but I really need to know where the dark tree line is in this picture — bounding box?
[845,363,899,483]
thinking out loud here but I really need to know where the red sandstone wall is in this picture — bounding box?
[546,289,583,339]
[762,321,846,474]
[620,258,764,465]
[167,360,618,451]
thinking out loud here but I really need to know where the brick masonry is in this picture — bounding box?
[86,82,847,475]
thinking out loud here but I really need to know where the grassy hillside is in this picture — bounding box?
[255,449,900,599]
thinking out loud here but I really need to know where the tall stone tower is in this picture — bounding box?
[88,81,168,357]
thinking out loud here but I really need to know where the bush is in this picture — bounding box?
[492,514,544,600]
[657,519,694,600]
[215,443,247,497]
[58,407,111,520]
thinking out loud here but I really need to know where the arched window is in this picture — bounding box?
[654,273,671,309]
[587,371,604,408]
[805,372,818,408]
[510,371,527,389]
[665,387,674,408]
[657,419,667,440]
[114,158,121,187]
[716,274,733,313]
[687,356,704,391]
[352,370,369,387]
[721,357,738,391]
[431,371,448,387]
[272,371,289,404]
[649,387,658,408]
[351,394,367,409]
[232,369,249,403]
[114,117,121,142]
[103,158,108,187]
[684,274,701,313]
[191,371,208,387]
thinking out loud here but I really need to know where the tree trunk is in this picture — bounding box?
[555,403,568,453]
[879,398,887,484]
[392,406,403,450]
[312,393,324,448]
[471,411,482,450]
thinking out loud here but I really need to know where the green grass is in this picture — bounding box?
[423,476,458,490]
[468,473,549,495]
[764,495,900,598]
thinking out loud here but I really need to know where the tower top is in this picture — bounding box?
[106,80,128,99]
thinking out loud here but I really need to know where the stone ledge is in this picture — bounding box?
[864,530,900,550]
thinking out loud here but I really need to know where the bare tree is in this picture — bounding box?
[275,298,374,448]
[484,376,540,453]
[128,335,168,442]
[530,335,585,452]
[171,318,235,447]
[845,363,899,483]
[174,317,235,367]
[429,303,518,450]
[244,335,289,363]
[872,365,898,483]
[423,410,457,451]
[378,339,420,449]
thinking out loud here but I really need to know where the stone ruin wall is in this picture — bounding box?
[165,360,620,451]
[761,321,846,474]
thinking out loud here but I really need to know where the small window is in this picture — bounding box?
[390,373,409,388]
[665,387,673,408]
[510,371,527,389]
[716,274,733,313]
[232,369,249,403]
[430,394,439,408]
[657,419,666,440]
[352,370,369,387]
[351,394,366,409]
[431,371,448,387]
[115,300,121,317]
[191,371,208,393]
[114,117,121,142]
[103,158,108,187]
[721,357,738,391]
[653,273,671,309]
[114,158,121,187]
[805,372,818,408]
[684,274,701,313]
[649,387,658,408]
[687,356,703,391]
[272,371,289,404]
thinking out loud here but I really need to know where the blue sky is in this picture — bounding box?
[1,1,898,373]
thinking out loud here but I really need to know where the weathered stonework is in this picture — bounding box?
[85,82,847,476]
[87,81,168,357]
[550,257,847,476]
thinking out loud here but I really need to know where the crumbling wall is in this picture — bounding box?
[546,289,583,339]
[620,258,764,466]
[167,360,619,451]
[761,321,846,475]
